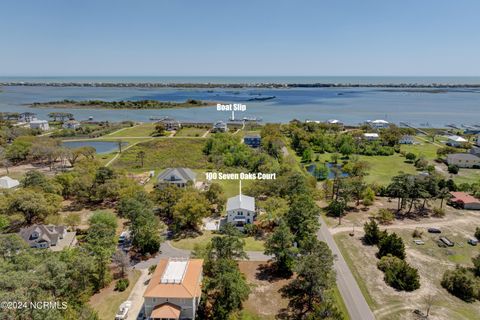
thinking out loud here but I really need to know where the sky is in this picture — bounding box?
[1,0,479,76]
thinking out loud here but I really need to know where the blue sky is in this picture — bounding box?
[1,0,479,76]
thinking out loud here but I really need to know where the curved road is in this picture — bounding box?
[317,216,375,320]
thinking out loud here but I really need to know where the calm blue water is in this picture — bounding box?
[62,141,127,154]
[1,77,480,127]
[306,163,349,180]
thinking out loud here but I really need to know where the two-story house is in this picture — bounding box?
[226,193,256,229]
[156,168,197,188]
[243,134,261,148]
[143,258,203,320]
[19,224,67,248]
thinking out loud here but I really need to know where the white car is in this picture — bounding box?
[115,301,132,320]
[413,239,425,245]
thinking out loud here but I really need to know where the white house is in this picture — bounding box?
[446,153,480,168]
[62,120,81,130]
[366,119,389,129]
[399,135,415,144]
[29,120,49,131]
[446,135,468,147]
[212,121,228,133]
[226,187,256,229]
[143,258,203,320]
[363,133,380,141]
[0,176,20,189]
[156,168,197,188]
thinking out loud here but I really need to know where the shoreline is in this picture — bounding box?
[3,82,480,89]
[28,99,217,110]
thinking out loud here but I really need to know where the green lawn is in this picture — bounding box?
[401,138,440,160]
[112,138,208,172]
[89,270,142,320]
[171,231,265,251]
[175,127,209,137]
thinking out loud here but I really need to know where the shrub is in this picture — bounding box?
[432,207,445,217]
[377,254,420,291]
[406,153,416,162]
[441,266,479,302]
[448,164,459,174]
[377,232,406,260]
[362,187,376,206]
[475,227,480,241]
[115,278,130,292]
[412,228,423,238]
[363,220,384,245]
[148,264,157,275]
[375,209,395,225]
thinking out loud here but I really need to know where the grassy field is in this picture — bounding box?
[89,270,142,320]
[175,127,209,137]
[107,123,156,137]
[112,138,208,171]
[334,220,480,320]
[171,231,265,251]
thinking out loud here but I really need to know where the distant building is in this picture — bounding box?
[446,135,468,147]
[157,118,181,131]
[363,133,380,141]
[366,119,389,129]
[399,135,415,144]
[19,112,37,123]
[470,146,480,156]
[143,258,203,320]
[0,176,20,189]
[19,225,67,249]
[156,168,197,188]
[244,134,261,148]
[212,121,228,133]
[226,193,256,229]
[29,120,49,131]
[327,119,343,126]
[62,120,81,130]
[449,192,480,210]
[446,153,480,168]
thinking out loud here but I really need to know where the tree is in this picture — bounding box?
[172,190,210,232]
[362,187,375,206]
[131,209,164,254]
[472,253,480,277]
[405,152,416,162]
[475,227,480,241]
[153,123,166,136]
[339,141,353,158]
[363,220,382,245]
[301,148,313,163]
[349,177,367,206]
[377,254,420,291]
[285,194,320,248]
[325,198,347,225]
[152,184,184,219]
[7,188,61,224]
[313,163,329,181]
[136,150,146,167]
[264,220,297,275]
[377,232,406,260]
[112,250,130,278]
[448,164,459,174]
[204,182,226,213]
[281,241,337,318]
[375,208,395,225]
[258,196,289,230]
[64,212,81,230]
[441,266,477,302]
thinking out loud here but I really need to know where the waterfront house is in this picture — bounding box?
[363,133,380,141]
[212,121,228,133]
[449,192,480,210]
[62,120,81,130]
[29,120,49,131]
[0,176,20,189]
[446,153,480,168]
[244,134,261,148]
[366,119,389,129]
[157,118,181,131]
[19,224,67,249]
[226,193,256,229]
[19,112,37,123]
[399,135,415,144]
[446,135,468,147]
[156,168,197,188]
[143,258,203,320]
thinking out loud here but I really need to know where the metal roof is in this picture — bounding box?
[226,194,255,212]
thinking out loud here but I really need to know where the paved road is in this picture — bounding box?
[317,215,375,320]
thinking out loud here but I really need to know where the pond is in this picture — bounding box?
[306,162,349,180]
[62,141,128,154]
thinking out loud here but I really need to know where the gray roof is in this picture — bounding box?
[19,224,65,247]
[157,168,197,184]
[226,194,255,212]
[447,153,480,161]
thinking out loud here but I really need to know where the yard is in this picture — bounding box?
[89,269,142,320]
[107,123,155,137]
[333,211,480,320]
[171,230,265,252]
[112,138,209,172]
[175,127,209,137]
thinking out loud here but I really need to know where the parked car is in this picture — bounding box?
[468,238,478,246]
[413,239,425,245]
[115,301,132,320]
[427,227,441,233]
[439,236,454,247]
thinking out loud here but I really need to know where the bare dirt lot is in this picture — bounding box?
[333,205,480,320]
[238,261,291,320]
